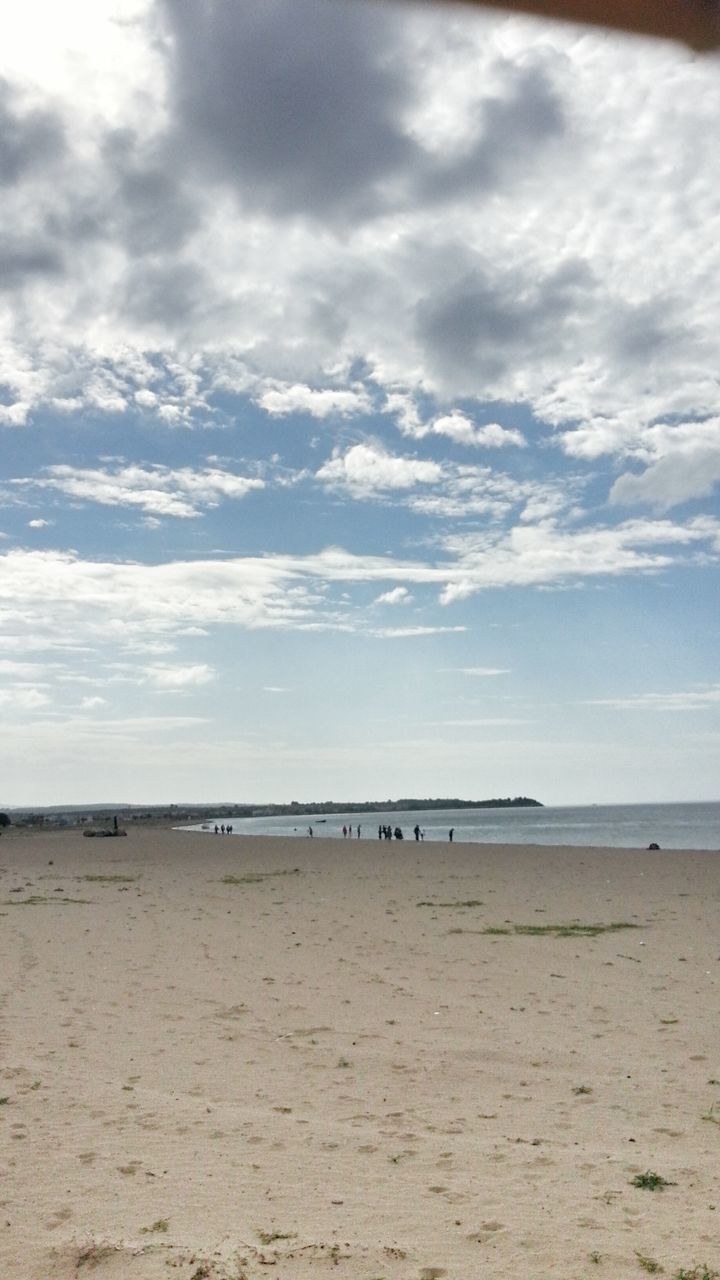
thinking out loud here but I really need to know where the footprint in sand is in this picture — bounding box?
[44,1207,73,1230]
[467,1221,505,1244]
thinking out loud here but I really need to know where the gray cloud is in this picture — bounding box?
[101,129,200,256]
[122,259,209,330]
[159,0,415,222]
[417,64,565,206]
[0,79,65,188]
[416,255,593,394]
[0,234,64,289]
[157,0,564,225]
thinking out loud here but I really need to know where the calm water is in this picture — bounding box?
[181,802,720,850]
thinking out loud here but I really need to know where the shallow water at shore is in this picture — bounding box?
[181,799,720,850]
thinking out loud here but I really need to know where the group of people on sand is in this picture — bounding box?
[214,823,233,835]
[341,824,362,838]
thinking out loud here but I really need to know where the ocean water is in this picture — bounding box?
[182,801,720,850]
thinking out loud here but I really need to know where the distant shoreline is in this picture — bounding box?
[2,796,542,827]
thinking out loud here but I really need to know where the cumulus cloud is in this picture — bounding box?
[316,443,442,496]
[257,383,371,419]
[431,413,526,448]
[0,1,717,450]
[609,418,720,511]
[374,587,412,606]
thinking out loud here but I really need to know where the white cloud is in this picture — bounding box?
[370,626,467,638]
[374,586,412,606]
[0,9,717,460]
[145,663,214,688]
[257,383,371,419]
[444,667,511,676]
[27,517,52,528]
[18,463,264,519]
[316,443,442,496]
[584,686,720,712]
[0,686,50,710]
[431,414,525,448]
[608,418,720,511]
[79,695,107,711]
[385,393,426,438]
[429,717,532,726]
[0,516,717,660]
[0,658,42,676]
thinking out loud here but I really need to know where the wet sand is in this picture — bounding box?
[1,826,718,1279]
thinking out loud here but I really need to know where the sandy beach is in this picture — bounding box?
[1,826,718,1279]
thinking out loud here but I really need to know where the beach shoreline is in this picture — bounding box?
[1,826,718,1278]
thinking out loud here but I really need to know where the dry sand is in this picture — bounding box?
[1,826,718,1279]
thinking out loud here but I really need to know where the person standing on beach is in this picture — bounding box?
[414,824,420,841]
[449,828,454,842]
[308,825,313,838]
[357,824,361,838]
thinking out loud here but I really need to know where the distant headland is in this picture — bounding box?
[3,796,543,829]
[243,797,543,818]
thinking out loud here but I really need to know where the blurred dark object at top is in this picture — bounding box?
[410,0,719,50]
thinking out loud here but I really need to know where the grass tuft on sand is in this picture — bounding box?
[481,921,640,938]
[221,869,301,885]
[631,1171,675,1191]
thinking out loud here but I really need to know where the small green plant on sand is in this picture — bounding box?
[417,899,483,908]
[1,895,92,906]
[674,1269,720,1280]
[80,874,136,883]
[257,1230,295,1245]
[636,1251,663,1273]
[76,1243,117,1269]
[589,1251,602,1264]
[701,1102,720,1124]
[221,869,300,885]
[573,1085,593,1095]
[0,1096,9,1105]
[140,1218,169,1234]
[481,921,639,938]
[631,1171,675,1191]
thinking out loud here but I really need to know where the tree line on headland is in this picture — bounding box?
[246,796,542,818]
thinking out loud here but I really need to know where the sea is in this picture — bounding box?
[180,801,720,851]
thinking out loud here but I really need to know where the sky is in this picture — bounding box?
[0,0,719,808]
